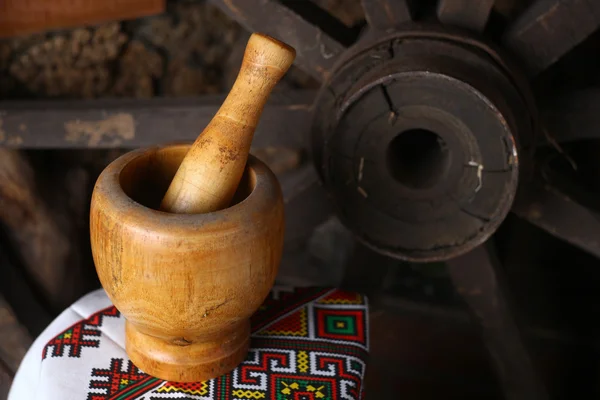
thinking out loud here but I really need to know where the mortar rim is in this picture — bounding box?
[90,142,283,232]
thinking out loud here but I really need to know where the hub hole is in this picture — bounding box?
[387,129,450,189]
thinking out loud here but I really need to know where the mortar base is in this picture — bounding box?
[125,319,251,382]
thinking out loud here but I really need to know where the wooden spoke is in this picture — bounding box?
[361,0,414,31]
[446,244,549,400]
[207,0,345,82]
[0,90,316,149]
[540,88,600,143]
[503,0,600,76]
[512,180,600,259]
[436,0,495,32]
[280,165,333,247]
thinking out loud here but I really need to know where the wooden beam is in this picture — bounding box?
[0,90,316,149]
[0,0,164,38]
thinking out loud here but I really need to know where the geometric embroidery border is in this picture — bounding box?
[253,302,369,352]
[42,306,120,360]
[52,287,371,400]
[86,348,367,400]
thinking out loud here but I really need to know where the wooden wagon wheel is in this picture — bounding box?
[202,1,600,399]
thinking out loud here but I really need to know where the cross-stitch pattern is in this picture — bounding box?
[42,287,368,400]
[42,306,120,359]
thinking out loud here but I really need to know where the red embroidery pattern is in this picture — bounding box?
[41,288,368,400]
[42,306,120,359]
[87,358,161,400]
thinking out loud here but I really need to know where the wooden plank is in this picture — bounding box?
[361,0,414,31]
[437,0,495,32]
[0,90,316,149]
[503,0,600,76]
[208,0,345,82]
[0,0,165,38]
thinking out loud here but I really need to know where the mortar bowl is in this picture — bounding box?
[89,143,284,382]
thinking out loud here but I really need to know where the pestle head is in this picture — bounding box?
[159,33,296,214]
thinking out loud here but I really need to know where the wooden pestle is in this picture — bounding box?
[159,33,296,214]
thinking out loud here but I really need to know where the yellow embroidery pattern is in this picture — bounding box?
[280,381,300,395]
[307,384,326,398]
[281,381,326,398]
[297,351,309,373]
[156,381,208,395]
[232,389,266,399]
[261,308,307,336]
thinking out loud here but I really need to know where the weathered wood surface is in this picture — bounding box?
[0,0,164,38]
[91,33,295,382]
[0,91,315,149]
[0,149,71,310]
[160,33,295,214]
[91,146,285,382]
[511,180,600,260]
[437,0,495,32]
[361,0,414,31]
[0,240,53,337]
[447,244,550,400]
[280,165,333,249]
[503,0,600,76]
[540,88,600,143]
[208,0,345,82]
[0,149,94,313]
[0,360,12,400]
[0,294,32,373]
[0,291,34,399]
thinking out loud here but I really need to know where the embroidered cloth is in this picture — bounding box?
[9,286,369,399]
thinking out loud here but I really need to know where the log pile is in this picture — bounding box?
[6,23,127,98]
[0,3,243,100]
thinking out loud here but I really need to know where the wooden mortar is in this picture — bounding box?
[89,33,295,382]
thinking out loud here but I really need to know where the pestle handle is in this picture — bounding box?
[159,33,296,214]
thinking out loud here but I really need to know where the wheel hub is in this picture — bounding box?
[311,25,534,262]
